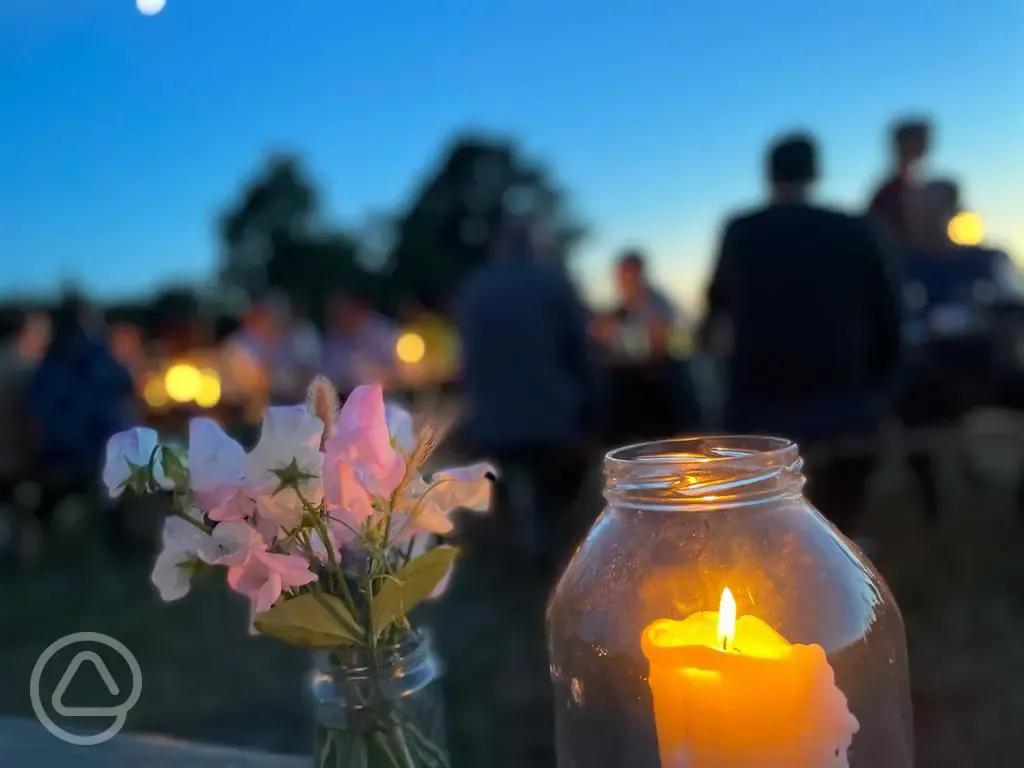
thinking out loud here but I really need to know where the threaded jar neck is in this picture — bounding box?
[604,436,805,510]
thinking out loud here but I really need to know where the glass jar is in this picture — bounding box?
[310,630,450,768]
[547,437,913,768]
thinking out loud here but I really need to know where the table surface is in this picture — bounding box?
[0,716,308,768]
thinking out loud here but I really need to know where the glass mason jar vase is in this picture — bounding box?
[309,630,450,768]
[547,437,913,768]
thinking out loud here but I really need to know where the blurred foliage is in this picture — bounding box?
[388,134,587,313]
[219,155,320,299]
[217,135,586,322]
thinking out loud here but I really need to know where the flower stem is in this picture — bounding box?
[173,508,213,535]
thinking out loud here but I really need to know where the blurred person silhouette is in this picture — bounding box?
[322,290,400,394]
[455,218,604,568]
[221,293,275,405]
[0,310,37,558]
[109,321,148,382]
[868,118,931,242]
[24,293,134,554]
[594,250,699,440]
[596,250,684,355]
[898,180,1022,520]
[222,290,322,404]
[701,133,901,534]
[264,293,322,402]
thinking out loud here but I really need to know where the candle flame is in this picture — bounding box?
[717,587,736,651]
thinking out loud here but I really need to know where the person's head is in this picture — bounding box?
[767,133,818,201]
[906,178,961,247]
[892,119,931,171]
[326,291,370,334]
[18,311,50,361]
[243,290,290,339]
[616,250,648,306]
[110,323,144,366]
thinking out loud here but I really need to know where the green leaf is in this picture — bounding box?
[161,446,189,489]
[371,546,457,635]
[121,459,151,496]
[254,593,364,648]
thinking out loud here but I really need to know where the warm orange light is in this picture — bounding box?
[396,332,426,365]
[165,363,202,403]
[948,211,984,246]
[195,369,222,408]
[143,376,169,409]
[717,587,736,651]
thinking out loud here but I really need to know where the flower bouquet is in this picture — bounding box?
[103,379,495,768]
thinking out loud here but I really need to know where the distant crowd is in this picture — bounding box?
[450,117,1022,558]
[1,117,1020,567]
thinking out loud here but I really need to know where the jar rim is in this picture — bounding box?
[603,436,803,509]
[605,435,798,467]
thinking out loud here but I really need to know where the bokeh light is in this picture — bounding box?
[196,369,222,408]
[948,211,985,247]
[143,375,169,409]
[136,0,167,15]
[396,332,427,365]
[165,363,202,403]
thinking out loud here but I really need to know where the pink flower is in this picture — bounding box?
[326,384,405,498]
[227,548,318,613]
[322,453,375,545]
[195,519,318,612]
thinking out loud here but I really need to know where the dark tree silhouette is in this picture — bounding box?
[218,155,320,298]
[264,231,372,327]
[387,135,586,314]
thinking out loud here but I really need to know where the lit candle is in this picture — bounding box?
[641,588,859,767]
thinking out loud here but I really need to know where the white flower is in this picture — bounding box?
[151,511,212,602]
[398,462,496,536]
[189,418,245,494]
[188,418,254,522]
[386,402,415,454]
[103,427,170,497]
[196,520,263,566]
[243,405,325,538]
[416,462,496,534]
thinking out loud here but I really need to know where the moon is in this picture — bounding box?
[136,0,166,15]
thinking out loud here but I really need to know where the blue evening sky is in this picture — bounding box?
[1,0,1022,310]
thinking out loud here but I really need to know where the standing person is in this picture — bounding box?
[899,180,1020,521]
[593,251,699,441]
[322,291,400,395]
[25,294,135,555]
[868,119,932,242]
[455,221,604,567]
[221,291,322,405]
[264,293,322,403]
[0,311,36,560]
[701,133,902,534]
[221,294,274,409]
[609,251,682,357]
